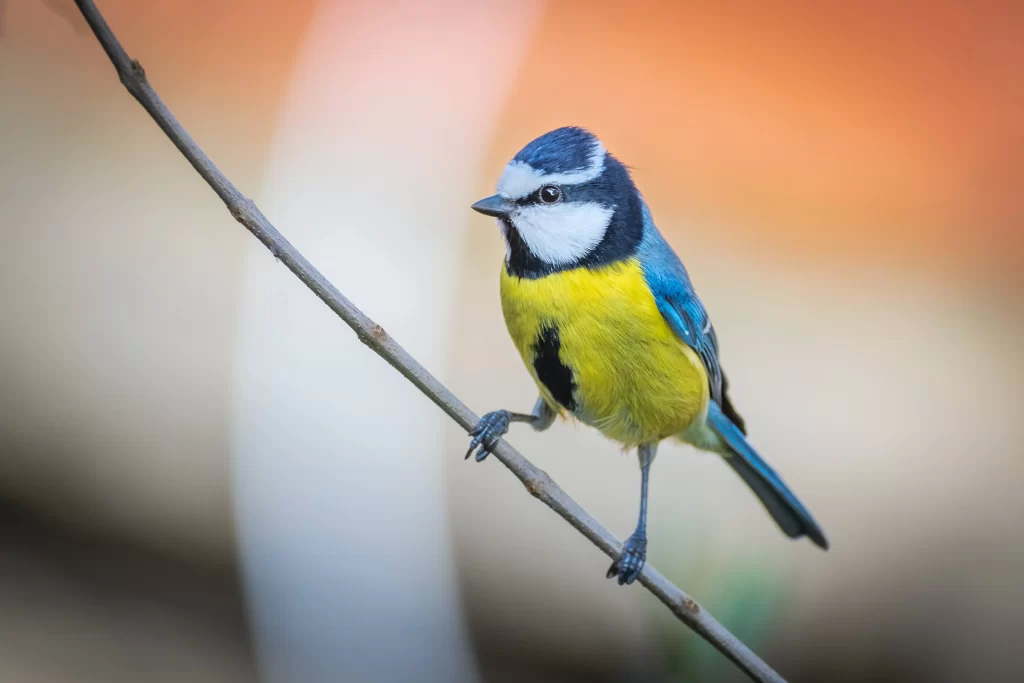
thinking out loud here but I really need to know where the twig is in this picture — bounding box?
[70,2,786,681]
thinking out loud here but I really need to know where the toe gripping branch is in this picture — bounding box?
[465,410,514,462]
[607,533,648,585]
[466,398,555,462]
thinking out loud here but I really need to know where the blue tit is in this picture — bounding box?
[467,126,828,585]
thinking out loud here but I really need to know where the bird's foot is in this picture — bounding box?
[607,532,647,585]
[465,410,512,462]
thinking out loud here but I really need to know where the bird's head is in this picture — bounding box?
[472,127,643,278]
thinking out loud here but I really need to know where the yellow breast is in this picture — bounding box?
[499,258,709,447]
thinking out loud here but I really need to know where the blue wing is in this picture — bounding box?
[656,283,723,404]
[635,203,724,405]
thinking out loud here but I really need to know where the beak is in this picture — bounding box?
[471,194,513,218]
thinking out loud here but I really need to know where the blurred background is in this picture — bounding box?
[1,1,1022,681]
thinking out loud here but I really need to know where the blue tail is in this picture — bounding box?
[706,401,829,550]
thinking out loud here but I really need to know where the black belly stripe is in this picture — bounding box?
[532,326,577,411]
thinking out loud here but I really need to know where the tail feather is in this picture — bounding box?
[706,401,829,550]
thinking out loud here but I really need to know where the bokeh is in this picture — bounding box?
[1,1,1022,682]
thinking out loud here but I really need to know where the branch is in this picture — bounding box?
[71,2,786,681]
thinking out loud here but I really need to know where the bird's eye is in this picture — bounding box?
[538,185,562,204]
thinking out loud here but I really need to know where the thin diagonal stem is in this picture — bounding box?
[69,2,786,681]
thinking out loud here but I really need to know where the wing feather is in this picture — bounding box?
[635,204,737,424]
[654,291,723,405]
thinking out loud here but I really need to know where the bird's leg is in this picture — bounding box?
[466,397,555,462]
[607,442,658,585]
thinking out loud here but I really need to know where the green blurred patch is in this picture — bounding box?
[652,526,792,682]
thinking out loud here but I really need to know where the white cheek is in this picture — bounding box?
[511,202,613,266]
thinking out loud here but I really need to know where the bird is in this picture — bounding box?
[466,126,828,585]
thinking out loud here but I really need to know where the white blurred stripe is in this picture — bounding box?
[231,1,542,682]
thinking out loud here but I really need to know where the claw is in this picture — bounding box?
[464,432,485,460]
[607,534,647,585]
[465,410,512,463]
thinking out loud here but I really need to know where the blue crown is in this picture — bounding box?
[513,126,600,175]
